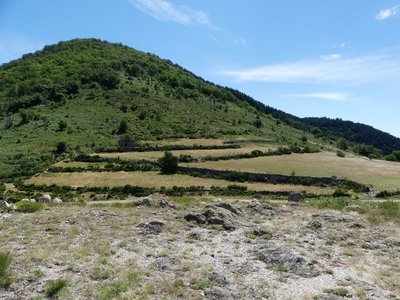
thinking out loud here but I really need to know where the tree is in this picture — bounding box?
[57,120,68,131]
[159,151,178,174]
[55,141,67,154]
[5,113,13,129]
[254,116,262,128]
[336,138,348,151]
[117,120,128,134]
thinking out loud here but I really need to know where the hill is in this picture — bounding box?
[303,117,400,155]
[0,38,313,180]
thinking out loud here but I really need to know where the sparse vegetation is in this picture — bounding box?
[45,279,69,298]
[0,252,12,287]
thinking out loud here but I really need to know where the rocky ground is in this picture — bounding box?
[0,195,399,299]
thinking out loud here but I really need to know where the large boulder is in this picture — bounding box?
[40,194,52,203]
[185,203,239,231]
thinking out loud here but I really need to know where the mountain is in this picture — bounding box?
[0,38,399,180]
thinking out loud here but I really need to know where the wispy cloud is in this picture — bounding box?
[221,49,400,85]
[280,93,353,102]
[376,5,399,20]
[320,53,341,61]
[129,0,217,29]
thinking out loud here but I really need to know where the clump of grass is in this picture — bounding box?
[324,287,350,297]
[366,201,400,224]
[0,252,12,287]
[97,281,129,300]
[306,197,352,210]
[45,279,69,298]
[15,201,44,213]
[90,267,113,281]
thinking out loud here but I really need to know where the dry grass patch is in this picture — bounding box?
[94,145,276,161]
[25,171,331,194]
[183,151,400,190]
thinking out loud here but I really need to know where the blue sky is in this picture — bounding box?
[1,0,400,137]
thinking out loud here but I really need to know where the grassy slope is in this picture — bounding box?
[0,39,312,181]
[183,152,400,190]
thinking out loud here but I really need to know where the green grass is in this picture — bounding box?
[15,201,44,213]
[45,279,69,298]
[0,252,12,287]
[306,197,353,210]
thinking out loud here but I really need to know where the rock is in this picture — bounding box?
[2,201,17,211]
[307,220,322,229]
[20,198,30,202]
[256,246,320,278]
[187,228,209,240]
[207,272,229,286]
[151,257,179,271]
[215,202,241,215]
[40,194,52,203]
[347,222,364,229]
[204,287,231,300]
[185,205,238,231]
[53,197,63,204]
[185,212,207,224]
[203,205,237,231]
[288,192,305,203]
[134,193,175,208]
[137,220,165,235]
[253,227,273,237]
[29,198,36,203]
[246,199,276,216]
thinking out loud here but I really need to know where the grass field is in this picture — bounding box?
[182,152,400,190]
[25,171,333,194]
[94,145,277,161]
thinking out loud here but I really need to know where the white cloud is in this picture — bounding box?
[221,49,400,85]
[320,53,341,61]
[129,0,217,29]
[281,93,353,102]
[376,5,399,20]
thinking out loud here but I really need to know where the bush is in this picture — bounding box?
[336,150,345,158]
[45,279,69,298]
[159,151,178,174]
[0,252,12,287]
[55,141,67,154]
[15,201,44,213]
[57,120,68,131]
[332,189,350,197]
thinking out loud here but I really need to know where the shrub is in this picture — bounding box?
[332,189,350,197]
[117,120,128,134]
[336,150,345,158]
[15,201,44,213]
[0,252,12,287]
[45,279,69,298]
[57,120,67,131]
[159,151,178,174]
[55,141,67,154]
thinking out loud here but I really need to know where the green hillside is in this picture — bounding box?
[0,38,313,181]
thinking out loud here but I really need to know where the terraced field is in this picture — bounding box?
[182,152,400,190]
[26,171,333,194]
[93,145,276,161]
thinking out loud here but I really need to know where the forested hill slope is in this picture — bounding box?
[0,38,309,180]
[303,117,400,155]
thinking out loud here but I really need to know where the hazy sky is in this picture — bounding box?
[1,0,399,137]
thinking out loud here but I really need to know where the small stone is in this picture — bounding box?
[40,194,52,203]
